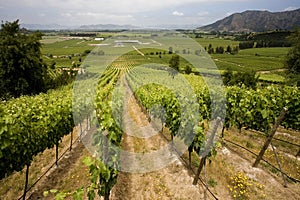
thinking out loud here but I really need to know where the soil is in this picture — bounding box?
[111,80,205,199]
[28,139,87,199]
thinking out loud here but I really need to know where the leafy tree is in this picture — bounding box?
[222,70,234,85]
[222,70,259,89]
[169,54,180,71]
[232,46,239,54]
[168,54,180,78]
[226,45,232,53]
[168,46,173,54]
[207,44,214,54]
[239,41,254,49]
[285,29,300,74]
[0,20,47,98]
[215,46,224,54]
[185,65,192,74]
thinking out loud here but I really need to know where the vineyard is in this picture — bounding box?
[0,33,300,200]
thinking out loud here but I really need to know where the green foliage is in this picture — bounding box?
[0,85,74,178]
[169,54,180,71]
[285,29,300,78]
[215,46,225,54]
[0,20,47,98]
[83,157,118,200]
[207,44,214,54]
[239,41,254,49]
[235,31,291,47]
[186,75,300,132]
[222,70,259,89]
[185,65,193,74]
[168,54,180,78]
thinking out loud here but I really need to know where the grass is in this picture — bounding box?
[195,37,240,48]
[212,52,286,72]
[42,39,96,56]
[195,37,290,78]
[258,73,286,83]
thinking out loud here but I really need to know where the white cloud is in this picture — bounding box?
[172,11,184,16]
[283,6,298,11]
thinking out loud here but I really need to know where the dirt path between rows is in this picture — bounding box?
[111,77,205,200]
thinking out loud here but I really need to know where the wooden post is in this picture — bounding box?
[55,141,59,166]
[193,156,207,185]
[193,117,221,185]
[221,126,225,138]
[22,164,30,200]
[270,143,287,187]
[104,191,110,200]
[253,107,287,167]
[79,122,82,140]
[70,129,73,151]
[204,159,207,200]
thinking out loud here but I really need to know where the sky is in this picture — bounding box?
[0,0,299,27]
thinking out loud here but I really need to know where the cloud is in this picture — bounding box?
[283,6,298,11]
[172,11,184,16]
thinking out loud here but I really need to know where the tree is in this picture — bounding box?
[168,54,180,78]
[169,54,180,71]
[222,70,259,89]
[185,65,192,74]
[285,29,300,74]
[207,44,214,54]
[215,46,224,54]
[226,45,232,53]
[168,46,173,54]
[239,41,254,49]
[0,20,47,98]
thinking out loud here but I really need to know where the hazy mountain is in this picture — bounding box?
[20,23,139,30]
[78,24,139,30]
[21,23,74,30]
[199,8,300,32]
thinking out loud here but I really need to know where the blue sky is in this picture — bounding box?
[0,0,299,27]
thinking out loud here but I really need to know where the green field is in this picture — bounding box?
[195,37,240,48]
[40,34,290,83]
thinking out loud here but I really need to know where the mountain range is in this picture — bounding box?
[20,23,140,30]
[199,8,300,32]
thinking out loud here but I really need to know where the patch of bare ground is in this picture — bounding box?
[28,140,89,199]
[0,128,81,200]
[216,145,300,200]
[111,81,205,200]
